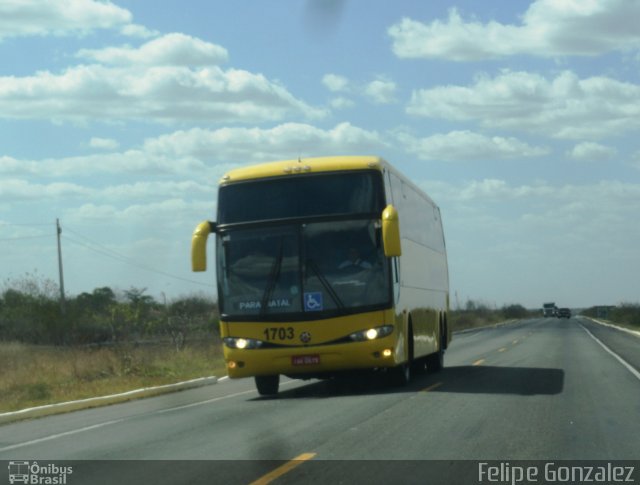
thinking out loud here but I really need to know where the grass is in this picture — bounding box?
[0,340,227,413]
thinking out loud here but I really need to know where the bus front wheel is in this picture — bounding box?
[389,362,411,386]
[255,375,280,396]
[427,331,445,372]
[426,349,443,372]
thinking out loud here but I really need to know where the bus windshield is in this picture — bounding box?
[217,219,390,319]
[217,171,384,224]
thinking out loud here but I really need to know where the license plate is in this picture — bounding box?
[291,354,320,366]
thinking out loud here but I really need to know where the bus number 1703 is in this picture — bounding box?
[264,327,294,341]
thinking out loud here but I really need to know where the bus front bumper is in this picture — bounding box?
[224,339,400,378]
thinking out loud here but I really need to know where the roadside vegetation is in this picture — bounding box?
[0,341,226,412]
[0,273,225,413]
[449,300,537,331]
[582,303,640,330]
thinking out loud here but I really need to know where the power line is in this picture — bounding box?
[63,226,147,268]
[0,235,50,242]
[0,222,54,227]
[61,234,215,289]
[63,226,213,287]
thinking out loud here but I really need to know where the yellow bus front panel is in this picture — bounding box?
[220,309,407,378]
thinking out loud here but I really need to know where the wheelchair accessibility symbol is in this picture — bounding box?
[304,292,323,312]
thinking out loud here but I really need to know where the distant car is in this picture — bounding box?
[557,308,571,319]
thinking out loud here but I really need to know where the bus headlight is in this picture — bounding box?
[223,337,264,349]
[349,325,394,342]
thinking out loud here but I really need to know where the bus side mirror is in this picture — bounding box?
[191,221,216,272]
[382,205,401,257]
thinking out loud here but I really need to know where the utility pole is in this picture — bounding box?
[56,218,66,315]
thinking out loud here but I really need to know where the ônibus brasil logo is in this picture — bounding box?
[8,461,73,484]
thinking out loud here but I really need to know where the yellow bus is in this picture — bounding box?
[191,156,450,395]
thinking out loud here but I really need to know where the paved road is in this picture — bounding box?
[1,317,639,484]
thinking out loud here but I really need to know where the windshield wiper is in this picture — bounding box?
[306,259,344,309]
[260,238,284,317]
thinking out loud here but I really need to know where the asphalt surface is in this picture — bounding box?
[1,317,639,484]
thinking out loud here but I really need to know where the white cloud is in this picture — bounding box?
[0,150,207,178]
[0,178,91,200]
[0,63,325,124]
[0,156,22,174]
[407,70,640,139]
[1,122,385,178]
[422,178,554,203]
[389,1,640,60]
[329,97,355,110]
[89,137,120,151]
[0,0,131,40]
[0,178,213,221]
[77,33,229,66]
[364,78,397,104]
[422,179,640,217]
[322,74,349,92]
[98,181,211,201]
[143,122,387,163]
[119,24,159,39]
[421,178,640,271]
[399,130,548,161]
[568,142,617,162]
[323,73,398,105]
[66,199,210,226]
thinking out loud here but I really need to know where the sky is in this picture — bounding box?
[1,0,639,309]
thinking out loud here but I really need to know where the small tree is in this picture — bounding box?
[0,272,64,344]
[501,304,528,320]
[122,287,157,337]
[164,295,218,350]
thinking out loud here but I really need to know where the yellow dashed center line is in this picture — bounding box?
[472,359,485,366]
[512,339,519,344]
[421,382,442,393]
[250,452,316,485]
[498,347,507,352]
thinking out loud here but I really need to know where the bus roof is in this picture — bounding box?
[220,156,385,184]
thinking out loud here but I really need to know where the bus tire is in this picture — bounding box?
[427,320,445,372]
[411,358,427,375]
[390,319,413,386]
[390,362,411,386]
[255,375,279,396]
[426,349,443,372]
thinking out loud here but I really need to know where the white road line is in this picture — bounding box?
[152,388,258,414]
[582,317,640,338]
[580,324,640,382]
[0,379,298,453]
[153,379,298,415]
[0,419,125,453]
